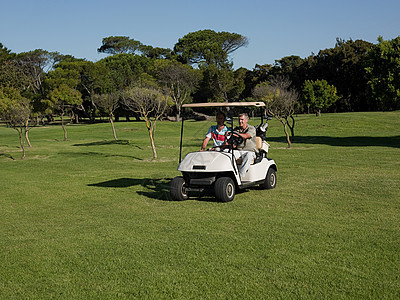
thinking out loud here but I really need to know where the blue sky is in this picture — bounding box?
[1,0,399,69]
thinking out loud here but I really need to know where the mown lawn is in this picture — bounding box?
[0,111,399,299]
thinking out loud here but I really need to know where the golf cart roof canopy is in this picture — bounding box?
[182,102,265,108]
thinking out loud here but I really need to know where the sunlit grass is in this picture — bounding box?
[0,111,399,298]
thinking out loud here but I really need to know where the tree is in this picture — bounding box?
[139,45,172,59]
[195,63,246,103]
[174,29,248,66]
[253,76,299,148]
[154,60,201,120]
[98,36,173,60]
[93,92,120,140]
[0,86,34,159]
[240,64,272,99]
[269,55,304,91]
[0,43,15,62]
[45,67,80,90]
[199,62,235,102]
[365,36,400,111]
[261,39,373,113]
[14,49,63,95]
[97,36,142,55]
[0,58,31,92]
[46,84,82,140]
[229,67,247,100]
[121,86,170,159]
[100,54,152,91]
[310,39,373,111]
[173,30,248,103]
[49,60,114,121]
[302,79,339,116]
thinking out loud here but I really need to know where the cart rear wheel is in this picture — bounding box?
[215,177,235,202]
[170,176,189,201]
[261,168,277,189]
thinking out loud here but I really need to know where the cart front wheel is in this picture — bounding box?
[170,176,189,201]
[215,177,235,202]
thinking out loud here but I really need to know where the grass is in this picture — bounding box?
[0,111,399,299]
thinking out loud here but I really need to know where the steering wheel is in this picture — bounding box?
[230,131,243,146]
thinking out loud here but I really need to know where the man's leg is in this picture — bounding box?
[238,151,256,177]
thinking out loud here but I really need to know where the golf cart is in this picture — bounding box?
[170,102,277,202]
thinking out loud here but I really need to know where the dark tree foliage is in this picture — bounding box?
[173,30,248,103]
[2,33,399,130]
[98,36,173,60]
[173,29,248,66]
[51,60,115,121]
[99,54,152,91]
[269,55,304,89]
[240,64,273,100]
[98,36,142,55]
[139,45,173,59]
[307,39,373,112]
[365,36,400,111]
[0,43,15,62]
[252,39,375,113]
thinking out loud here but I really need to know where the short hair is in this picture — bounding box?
[216,111,226,119]
[238,113,249,119]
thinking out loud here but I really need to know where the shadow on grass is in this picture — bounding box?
[88,177,225,202]
[267,135,400,148]
[58,151,143,160]
[88,177,142,188]
[88,177,172,201]
[73,140,143,149]
[0,153,16,160]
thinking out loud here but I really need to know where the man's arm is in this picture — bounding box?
[234,126,256,142]
[237,132,251,140]
[200,137,211,151]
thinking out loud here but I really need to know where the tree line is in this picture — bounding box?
[1,30,399,158]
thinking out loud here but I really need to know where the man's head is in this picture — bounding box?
[216,111,226,126]
[238,113,249,129]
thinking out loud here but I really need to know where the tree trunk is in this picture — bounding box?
[24,120,32,147]
[146,120,157,159]
[283,122,291,148]
[176,104,182,122]
[17,128,26,160]
[61,114,67,141]
[287,115,295,142]
[149,128,157,159]
[269,110,291,148]
[109,114,118,140]
[316,110,321,117]
[25,129,32,147]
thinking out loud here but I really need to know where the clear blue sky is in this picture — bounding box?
[1,0,399,69]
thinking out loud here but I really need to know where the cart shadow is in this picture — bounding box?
[88,177,172,201]
[88,177,235,202]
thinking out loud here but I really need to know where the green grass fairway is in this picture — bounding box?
[1,111,399,299]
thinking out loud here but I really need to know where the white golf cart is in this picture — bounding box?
[170,102,277,202]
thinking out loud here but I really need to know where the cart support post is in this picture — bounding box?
[179,110,185,163]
